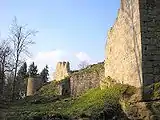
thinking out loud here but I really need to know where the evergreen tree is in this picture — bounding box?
[40,65,49,83]
[28,62,38,77]
[15,62,28,99]
[17,62,27,78]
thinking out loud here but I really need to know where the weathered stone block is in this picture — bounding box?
[143,67,153,74]
[153,67,160,75]
[154,75,160,83]
[143,74,154,86]
[142,61,153,68]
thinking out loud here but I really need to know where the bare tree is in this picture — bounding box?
[78,61,89,69]
[9,17,37,100]
[0,40,12,95]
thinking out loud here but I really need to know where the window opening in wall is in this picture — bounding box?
[144,46,147,51]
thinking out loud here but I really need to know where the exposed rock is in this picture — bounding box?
[100,76,117,89]
[120,88,160,120]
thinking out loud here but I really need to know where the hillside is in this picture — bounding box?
[6,83,134,120]
[4,62,160,120]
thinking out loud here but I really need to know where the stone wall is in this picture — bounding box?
[26,77,43,96]
[105,0,160,89]
[140,0,160,86]
[55,62,70,81]
[57,77,71,96]
[70,62,104,96]
[105,0,142,87]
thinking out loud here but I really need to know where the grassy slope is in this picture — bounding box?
[71,62,104,75]
[6,62,138,120]
[7,83,135,120]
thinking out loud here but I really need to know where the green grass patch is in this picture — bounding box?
[37,80,59,97]
[71,62,104,75]
[7,83,134,120]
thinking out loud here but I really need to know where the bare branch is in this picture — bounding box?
[8,16,38,100]
[78,61,90,69]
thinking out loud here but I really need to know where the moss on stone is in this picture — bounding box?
[100,76,117,89]
[153,82,160,98]
[143,82,160,100]
[71,62,104,75]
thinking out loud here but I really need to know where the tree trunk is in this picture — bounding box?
[12,55,19,100]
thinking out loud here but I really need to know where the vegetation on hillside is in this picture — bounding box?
[71,62,104,75]
[143,82,160,101]
[6,83,135,120]
[0,17,37,101]
[37,81,59,97]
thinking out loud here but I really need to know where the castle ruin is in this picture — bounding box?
[55,62,70,81]
[26,77,43,96]
[26,62,71,96]
[26,0,160,97]
[54,61,71,95]
[105,0,160,88]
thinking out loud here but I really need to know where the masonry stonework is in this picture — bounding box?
[105,0,160,88]
[140,0,160,86]
[55,62,70,81]
[70,62,104,96]
[105,0,142,87]
[27,77,43,96]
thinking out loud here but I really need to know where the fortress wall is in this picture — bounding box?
[55,62,104,97]
[70,62,104,96]
[105,0,142,87]
[140,0,160,86]
[55,62,70,81]
[58,78,71,96]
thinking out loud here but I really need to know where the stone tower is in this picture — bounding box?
[55,61,70,81]
[26,77,43,96]
[105,0,160,88]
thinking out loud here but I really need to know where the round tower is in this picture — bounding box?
[26,77,37,96]
[26,76,43,96]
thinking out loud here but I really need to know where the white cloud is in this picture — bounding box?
[26,49,70,80]
[26,50,93,81]
[76,52,91,62]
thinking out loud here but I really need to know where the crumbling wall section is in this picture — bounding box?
[70,62,104,96]
[104,0,142,87]
[57,78,71,96]
[55,62,70,81]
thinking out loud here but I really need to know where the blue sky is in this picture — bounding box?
[0,0,120,79]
